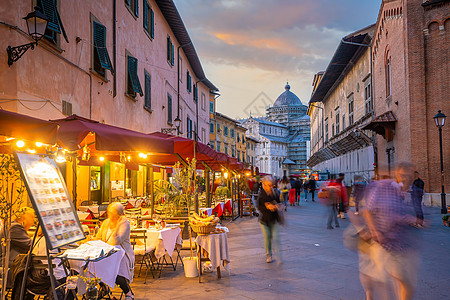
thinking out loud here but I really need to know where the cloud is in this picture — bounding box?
[173,0,381,117]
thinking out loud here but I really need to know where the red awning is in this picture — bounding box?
[0,109,58,145]
[52,115,174,154]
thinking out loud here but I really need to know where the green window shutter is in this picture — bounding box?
[135,0,139,17]
[93,22,113,70]
[167,37,171,61]
[125,0,130,6]
[187,72,191,92]
[167,93,172,123]
[40,0,60,33]
[150,9,154,38]
[143,1,148,31]
[171,43,175,66]
[193,85,198,102]
[144,72,151,109]
[128,56,143,95]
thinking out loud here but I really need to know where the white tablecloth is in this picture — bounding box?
[78,205,99,216]
[77,211,91,221]
[195,233,230,270]
[71,247,125,293]
[144,227,182,259]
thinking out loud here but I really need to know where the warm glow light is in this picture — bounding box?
[224,172,229,179]
[139,153,148,159]
[99,156,105,162]
[35,142,43,147]
[127,156,131,161]
[245,172,251,177]
[55,147,66,163]
[26,149,36,154]
[16,140,25,148]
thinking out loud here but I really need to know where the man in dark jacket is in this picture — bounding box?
[294,178,302,205]
[411,171,425,228]
[309,177,316,202]
[257,176,281,263]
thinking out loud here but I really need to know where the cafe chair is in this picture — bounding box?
[130,229,159,283]
[98,204,108,220]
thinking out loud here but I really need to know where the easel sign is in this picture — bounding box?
[14,152,85,250]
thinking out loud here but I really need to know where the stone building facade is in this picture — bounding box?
[364,0,450,205]
[307,25,376,185]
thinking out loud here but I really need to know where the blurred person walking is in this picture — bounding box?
[336,173,348,218]
[364,162,419,300]
[279,176,291,211]
[303,179,309,201]
[294,178,302,205]
[257,176,282,263]
[352,175,367,215]
[411,171,425,228]
[308,176,317,202]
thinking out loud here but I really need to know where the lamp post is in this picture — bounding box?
[433,110,447,214]
[7,7,49,66]
[174,116,181,135]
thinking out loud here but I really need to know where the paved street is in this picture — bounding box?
[130,201,449,300]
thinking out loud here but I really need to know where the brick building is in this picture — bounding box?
[363,0,449,205]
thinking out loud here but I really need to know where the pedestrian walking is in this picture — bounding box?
[279,176,291,211]
[364,162,419,300]
[351,174,367,215]
[294,178,302,205]
[303,179,309,201]
[309,176,316,202]
[257,176,282,263]
[321,180,340,229]
[411,171,425,228]
[336,173,348,218]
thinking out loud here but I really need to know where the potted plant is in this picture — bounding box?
[78,275,101,300]
[442,215,450,227]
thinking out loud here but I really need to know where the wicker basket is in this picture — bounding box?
[190,223,216,235]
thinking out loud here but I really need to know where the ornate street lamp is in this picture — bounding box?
[433,110,447,214]
[174,115,182,135]
[7,7,49,66]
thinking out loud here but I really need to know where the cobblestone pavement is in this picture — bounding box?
[127,201,449,300]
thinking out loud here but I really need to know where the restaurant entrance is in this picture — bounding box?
[90,166,103,204]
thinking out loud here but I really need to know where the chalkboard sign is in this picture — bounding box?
[14,152,85,249]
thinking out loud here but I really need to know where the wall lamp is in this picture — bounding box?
[7,6,48,66]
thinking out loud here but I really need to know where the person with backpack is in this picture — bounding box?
[279,176,291,211]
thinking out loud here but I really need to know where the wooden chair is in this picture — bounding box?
[98,204,108,220]
[130,229,158,283]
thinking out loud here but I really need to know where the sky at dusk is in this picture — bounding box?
[174,0,382,119]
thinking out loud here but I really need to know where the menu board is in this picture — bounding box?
[14,152,85,249]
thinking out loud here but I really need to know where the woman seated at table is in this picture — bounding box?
[96,203,135,300]
[0,207,35,268]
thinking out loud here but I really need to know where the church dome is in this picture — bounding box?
[273,83,303,107]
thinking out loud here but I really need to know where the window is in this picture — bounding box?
[237,150,240,161]
[342,114,346,129]
[249,127,252,134]
[224,144,228,155]
[224,126,228,136]
[335,108,340,134]
[193,85,198,102]
[143,1,154,38]
[332,124,335,137]
[385,53,391,97]
[348,95,354,126]
[179,57,183,82]
[62,100,72,116]
[231,129,235,138]
[209,101,214,113]
[37,0,68,44]
[167,93,172,123]
[201,93,206,111]
[125,0,139,18]
[201,128,206,143]
[237,134,240,143]
[325,118,329,142]
[186,71,192,92]
[210,122,214,133]
[216,141,221,152]
[187,117,193,139]
[126,55,143,98]
[144,71,151,110]
[167,36,174,66]
[93,21,113,77]
[364,80,372,114]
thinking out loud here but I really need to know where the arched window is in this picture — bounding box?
[385,52,392,97]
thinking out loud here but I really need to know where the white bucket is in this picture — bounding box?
[183,257,198,277]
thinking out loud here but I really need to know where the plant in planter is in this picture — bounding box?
[216,186,230,199]
[78,275,102,300]
[442,215,450,227]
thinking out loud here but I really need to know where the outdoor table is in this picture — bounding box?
[67,246,125,294]
[142,226,182,259]
[77,211,92,221]
[200,207,213,216]
[224,199,232,215]
[212,202,225,217]
[78,205,100,217]
[195,232,230,283]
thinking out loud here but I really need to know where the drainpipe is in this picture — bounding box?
[113,0,117,97]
